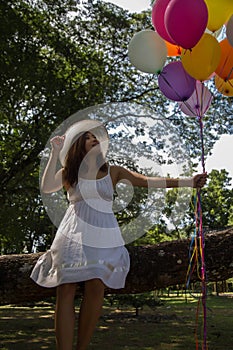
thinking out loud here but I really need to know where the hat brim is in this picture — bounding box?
[59,119,109,166]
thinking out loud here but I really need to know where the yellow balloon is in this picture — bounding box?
[205,26,223,40]
[215,75,233,96]
[181,34,221,81]
[204,0,233,31]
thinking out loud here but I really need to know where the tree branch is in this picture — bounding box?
[0,229,232,305]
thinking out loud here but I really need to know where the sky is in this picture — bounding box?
[102,0,233,186]
[102,0,151,13]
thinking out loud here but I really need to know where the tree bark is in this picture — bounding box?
[0,229,233,305]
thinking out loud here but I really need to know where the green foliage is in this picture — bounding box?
[0,0,151,253]
[201,169,233,229]
[106,292,162,316]
[164,169,233,236]
[0,0,232,253]
[134,169,233,245]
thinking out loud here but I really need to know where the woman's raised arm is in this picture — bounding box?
[41,136,65,193]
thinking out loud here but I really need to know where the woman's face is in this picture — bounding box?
[84,132,100,154]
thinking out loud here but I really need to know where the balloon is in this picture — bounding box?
[158,61,196,101]
[226,15,233,47]
[179,81,213,117]
[165,0,208,49]
[205,0,233,32]
[181,34,221,81]
[128,30,167,74]
[215,75,233,96]
[205,72,216,81]
[215,39,233,81]
[205,26,224,40]
[151,0,176,44]
[165,41,181,56]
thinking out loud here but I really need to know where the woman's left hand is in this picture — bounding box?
[193,172,208,188]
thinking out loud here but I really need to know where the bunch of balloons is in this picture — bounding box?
[128,0,233,117]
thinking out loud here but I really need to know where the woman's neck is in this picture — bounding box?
[80,158,99,179]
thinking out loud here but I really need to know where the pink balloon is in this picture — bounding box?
[179,81,213,117]
[152,0,176,44]
[158,61,196,101]
[226,15,233,47]
[165,0,208,49]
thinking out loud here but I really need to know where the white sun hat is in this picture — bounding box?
[59,119,109,166]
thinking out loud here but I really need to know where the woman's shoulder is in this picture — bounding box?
[108,165,122,187]
[109,164,121,174]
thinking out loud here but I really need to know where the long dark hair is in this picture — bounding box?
[63,132,108,187]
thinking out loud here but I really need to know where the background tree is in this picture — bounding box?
[157,169,233,243]
[201,169,233,230]
[0,0,232,253]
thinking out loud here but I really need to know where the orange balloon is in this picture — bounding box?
[165,41,181,56]
[181,33,221,81]
[215,39,233,80]
[215,75,233,96]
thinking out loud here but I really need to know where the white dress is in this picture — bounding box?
[30,166,130,289]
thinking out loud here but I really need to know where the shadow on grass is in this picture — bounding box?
[0,295,233,349]
[0,302,55,350]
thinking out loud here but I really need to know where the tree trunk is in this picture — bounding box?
[0,228,233,305]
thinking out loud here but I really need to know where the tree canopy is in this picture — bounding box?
[0,0,232,254]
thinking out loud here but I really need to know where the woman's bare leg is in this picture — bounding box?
[55,283,77,350]
[76,279,105,350]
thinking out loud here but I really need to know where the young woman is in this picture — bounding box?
[31,120,207,350]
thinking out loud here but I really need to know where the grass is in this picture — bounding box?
[0,293,232,349]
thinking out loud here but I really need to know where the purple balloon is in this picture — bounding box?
[179,81,213,117]
[158,61,196,101]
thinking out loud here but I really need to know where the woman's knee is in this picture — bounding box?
[84,279,105,296]
[56,283,77,300]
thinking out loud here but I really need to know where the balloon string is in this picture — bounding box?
[198,116,205,173]
[186,115,207,350]
[226,66,233,81]
[197,189,207,350]
[197,114,207,350]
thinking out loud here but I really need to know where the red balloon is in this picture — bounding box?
[165,0,208,49]
[151,0,176,44]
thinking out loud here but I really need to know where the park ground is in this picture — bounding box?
[0,293,232,350]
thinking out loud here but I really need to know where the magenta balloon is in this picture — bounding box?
[152,0,176,44]
[158,61,196,101]
[165,0,208,49]
[179,81,213,117]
